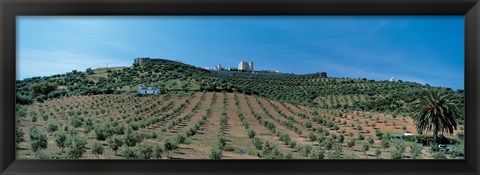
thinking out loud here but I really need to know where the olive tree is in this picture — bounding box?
[29,126,48,152]
[65,134,88,159]
[91,141,104,158]
[137,142,154,159]
[108,136,123,155]
[54,131,67,152]
[153,144,163,159]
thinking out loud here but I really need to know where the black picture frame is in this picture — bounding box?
[1,0,479,174]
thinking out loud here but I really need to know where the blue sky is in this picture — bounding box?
[17,16,464,90]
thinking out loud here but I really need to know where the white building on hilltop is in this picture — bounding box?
[238,61,254,72]
[215,64,223,71]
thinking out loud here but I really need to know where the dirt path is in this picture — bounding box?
[174,92,222,159]
[222,93,259,159]
[169,92,213,159]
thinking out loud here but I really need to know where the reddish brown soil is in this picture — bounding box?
[223,93,259,158]
[176,92,223,159]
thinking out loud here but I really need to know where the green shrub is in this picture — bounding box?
[367,137,374,144]
[410,143,423,159]
[153,144,163,159]
[284,152,293,159]
[31,114,37,122]
[375,129,383,139]
[29,126,48,152]
[288,140,297,148]
[124,128,141,147]
[186,128,196,137]
[375,148,381,159]
[308,132,317,141]
[122,146,138,159]
[54,131,67,152]
[326,150,341,159]
[91,141,104,158]
[456,132,464,140]
[261,142,284,159]
[448,145,464,158]
[29,82,58,96]
[309,147,325,159]
[137,142,154,159]
[15,126,24,144]
[390,142,406,159]
[71,116,83,128]
[305,122,312,128]
[175,134,186,144]
[209,148,222,159]
[164,138,178,151]
[41,114,49,121]
[83,118,94,133]
[216,137,226,149]
[299,145,312,157]
[323,140,333,150]
[361,143,370,156]
[65,135,87,159]
[108,136,123,155]
[251,138,263,150]
[381,139,390,151]
[431,152,447,159]
[247,129,256,139]
[347,139,355,149]
[357,133,364,140]
[46,119,58,135]
[35,149,51,159]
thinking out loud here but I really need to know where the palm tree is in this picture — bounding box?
[412,88,462,145]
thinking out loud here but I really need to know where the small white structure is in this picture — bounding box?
[389,77,395,82]
[137,86,160,95]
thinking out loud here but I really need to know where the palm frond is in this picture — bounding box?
[412,88,460,139]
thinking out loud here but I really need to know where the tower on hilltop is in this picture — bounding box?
[238,61,254,72]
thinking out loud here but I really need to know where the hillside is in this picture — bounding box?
[16,58,465,116]
[15,59,465,159]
